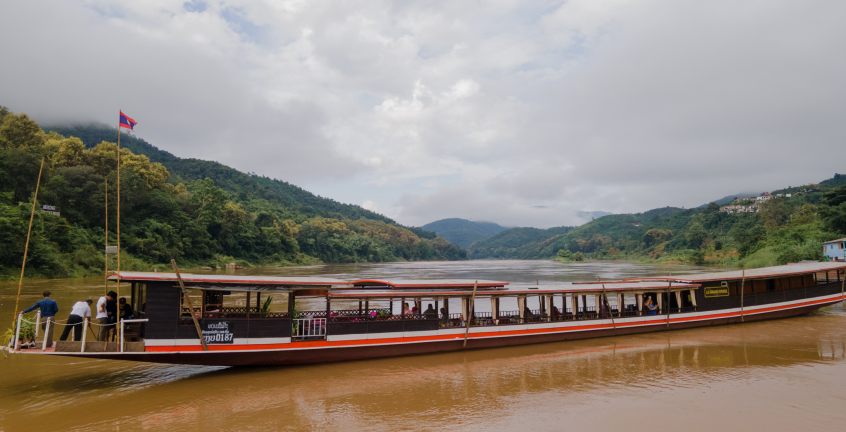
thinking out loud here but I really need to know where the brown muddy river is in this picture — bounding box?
[2,260,846,431]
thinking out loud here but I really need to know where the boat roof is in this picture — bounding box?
[351,279,508,289]
[824,238,846,244]
[329,281,699,298]
[109,271,350,289]
[636,261,846,283]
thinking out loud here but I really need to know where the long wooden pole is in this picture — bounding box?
[115,118,122,335]
[171,259,208,351]
[463,280,478,348]
[11,156,45,324]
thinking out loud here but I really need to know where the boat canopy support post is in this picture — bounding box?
[463,280,478,348]
[740,269,746,322]
[666,281,672,327]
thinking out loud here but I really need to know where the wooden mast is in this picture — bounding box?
[11,157,45,325]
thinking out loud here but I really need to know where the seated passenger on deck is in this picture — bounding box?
[424,304,437,319]
[551,305,562,320]
[119,297,135,320]
[523,306,536,322]
[644,296,658,315]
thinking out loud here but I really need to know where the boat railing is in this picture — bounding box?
[326,309,441,322]
[119,319,149,352]
[292,317,327,340]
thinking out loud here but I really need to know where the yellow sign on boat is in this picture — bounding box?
[704,285,730,298]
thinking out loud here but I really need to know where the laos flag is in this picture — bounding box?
[119,111,138,130]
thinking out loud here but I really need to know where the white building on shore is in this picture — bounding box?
[823,238,846,261]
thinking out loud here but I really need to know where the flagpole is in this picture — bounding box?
[104,178,109,295]
[115,112,122,344]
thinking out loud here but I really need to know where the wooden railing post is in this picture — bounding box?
[34,311,41,340]
[81,317,88,352]
[13,313,23,351]
[41,318,51,351]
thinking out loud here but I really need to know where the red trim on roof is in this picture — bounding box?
[108,272,346,286]
[351,279,508,289]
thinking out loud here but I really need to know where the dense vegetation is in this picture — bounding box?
[420,218,507,249]
[463,179,846,267]
[468,226,574,259]
[0,107,464,277]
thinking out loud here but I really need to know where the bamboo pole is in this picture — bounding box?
[463,280,478,348]
[11,157,45,326]
[171,259,208,350]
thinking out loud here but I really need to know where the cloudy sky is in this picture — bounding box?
[1,1,844,228]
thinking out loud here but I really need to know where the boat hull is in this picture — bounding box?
[39,293,843,367]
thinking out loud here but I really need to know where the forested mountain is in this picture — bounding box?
[49,124,392,222]
[468,226,574,259]
[0,107,464,277]
[469,180,846,267]
[420,218,507,248]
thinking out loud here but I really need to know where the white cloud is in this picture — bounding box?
[1,0,845,228]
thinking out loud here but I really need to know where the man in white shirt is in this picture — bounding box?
[59,299,93,342]
[96,293,113,341]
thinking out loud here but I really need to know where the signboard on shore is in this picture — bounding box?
[41,204,60,216]
[202,321,235,344]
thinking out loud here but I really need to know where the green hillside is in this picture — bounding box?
[472,182,846,267]
[469,226,574,259]
[49,124,391,222]
[420,218,507,248]
[0,107,464,277]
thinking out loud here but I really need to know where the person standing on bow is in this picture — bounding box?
[22,290,59,348]
[96,291,116,341]
[60,299,92,342]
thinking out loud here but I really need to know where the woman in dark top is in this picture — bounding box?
[119,297,135,320]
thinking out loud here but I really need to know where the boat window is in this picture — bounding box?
[766,279,776,292]
[179,290,203,319]
[131,283,147,318]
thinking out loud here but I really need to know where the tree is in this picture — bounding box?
[0,113,45,150]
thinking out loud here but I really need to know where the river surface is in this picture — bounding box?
[2,260,846,431]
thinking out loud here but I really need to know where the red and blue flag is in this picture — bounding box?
[119,111,138,130]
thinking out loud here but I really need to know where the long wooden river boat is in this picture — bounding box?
[7,261,846,366]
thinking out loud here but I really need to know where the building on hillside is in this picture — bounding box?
[823,238,846,261]
[719,204,757,214]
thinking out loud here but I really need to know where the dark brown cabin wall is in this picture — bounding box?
[144,283,180,339]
